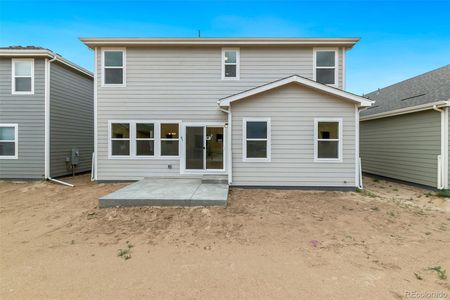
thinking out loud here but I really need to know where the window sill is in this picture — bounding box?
[12,91,34,95]
[242,157,271,163]
[101,84,126,88]
[314,158,343,163]
[0,156,18,160]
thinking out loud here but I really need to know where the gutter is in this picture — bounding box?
[361,100,449,121]
[218,105,233,185]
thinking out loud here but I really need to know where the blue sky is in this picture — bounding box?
[1,0,449,94]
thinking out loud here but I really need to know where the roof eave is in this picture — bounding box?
[79,37,360,49]
[360,100,450,121]
[0,49,93,78]
[218,75,373,108]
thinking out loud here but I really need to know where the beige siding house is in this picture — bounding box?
[360,65,449,190]
[81,38,372,188]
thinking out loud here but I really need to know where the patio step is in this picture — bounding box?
[202,175,228,184]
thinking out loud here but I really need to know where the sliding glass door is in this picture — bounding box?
[185,125,224,172]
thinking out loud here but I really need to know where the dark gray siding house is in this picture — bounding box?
[360,65,449,190]
[0,47,94,180]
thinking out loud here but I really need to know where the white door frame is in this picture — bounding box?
[181,122,227,175]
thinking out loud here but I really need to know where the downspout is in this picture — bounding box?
[434,103,449,190]
[45,53,74,187]
[355,105,363,189]
[218,103,232,185]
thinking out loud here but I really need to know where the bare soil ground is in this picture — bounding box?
[0,175,449,300]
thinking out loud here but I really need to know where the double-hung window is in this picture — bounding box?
[111,123,130,156]
[243,118,271,162]
[136,123,155,156]
[313,49,337,86]
[103,49,126,86]
[0,124,18,159]
[222,48,240,80]
[314,118,342,162]
[160,123,179,157]
[12,59,34,94]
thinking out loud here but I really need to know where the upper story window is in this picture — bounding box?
[102,49,126,87]
[314,118,342,162]
[313,48,337,86]
[222,48,240,80]
[12,59,34,94]
[0,124,18,159]
[243,118,271,162]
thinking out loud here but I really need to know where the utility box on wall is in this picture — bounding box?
[71,148,80,166]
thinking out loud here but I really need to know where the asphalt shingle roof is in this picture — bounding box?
[361,64,450,116]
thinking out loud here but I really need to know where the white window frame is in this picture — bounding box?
[160,122,181,158]
[313,48,338,87]
[101,48,126,87]
[109,121,131,158]
[12,59,34,95]
[108,120,181,159]
[314,118,343,163]
[135,123,156,158]
[242,117,271,162]
[0,124,18,159]
[221,48,240,80]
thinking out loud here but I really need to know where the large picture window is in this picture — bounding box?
[0,124,18,159]
[103,49,125,86]
[314,118,342,162]
[314,49,337,86]
[222,48,240,80]
[243,118,271,162]
[108,121,180,159]
[12,59,34,94]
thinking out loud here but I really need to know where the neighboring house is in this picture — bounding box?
[0,46,94,180]
[80,37,372,188]
[360,65,449,190]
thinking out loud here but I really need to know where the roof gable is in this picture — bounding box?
[218,75,373,107]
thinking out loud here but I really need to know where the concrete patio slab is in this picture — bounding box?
[99,177,228,208]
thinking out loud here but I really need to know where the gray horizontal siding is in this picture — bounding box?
[0,58,45,179]
[360,110,441,188]
[96,46,345,181]
[231,83,356,187]
[49,62,94,177]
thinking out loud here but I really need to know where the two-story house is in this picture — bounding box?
[0,46,94,180]
[80,38,372,189]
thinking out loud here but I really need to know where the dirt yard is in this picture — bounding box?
[0,175,449,299]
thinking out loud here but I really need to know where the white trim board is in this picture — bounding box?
[360,101,450,121]
[218,75,373,107]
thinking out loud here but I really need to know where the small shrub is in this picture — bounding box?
[437,190,450,198]
[428,266,447,280]
[117,241,134,260]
